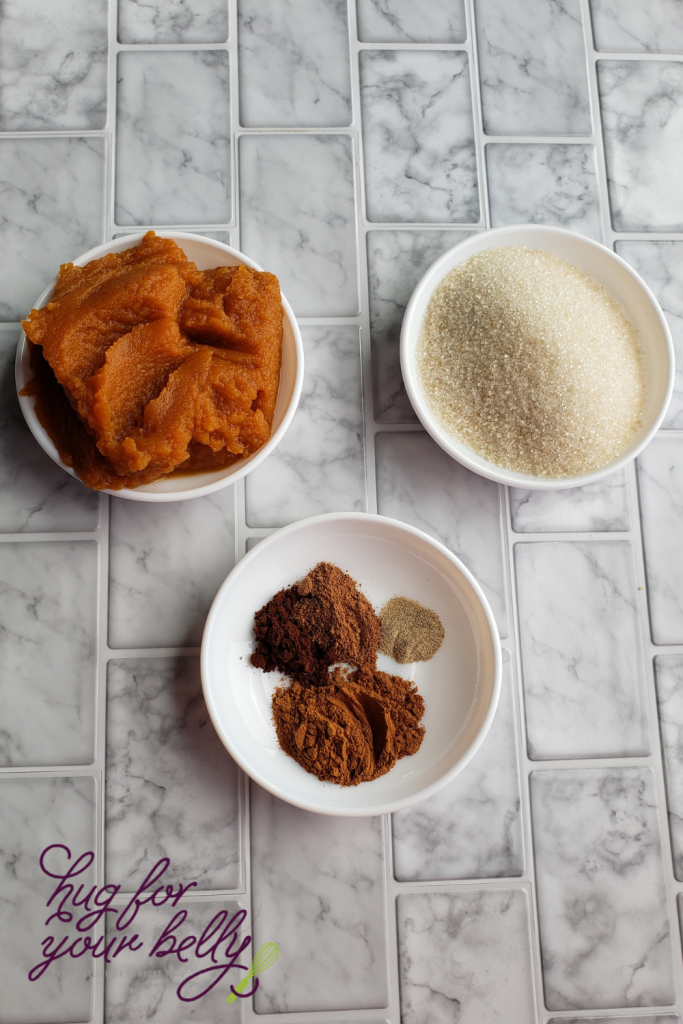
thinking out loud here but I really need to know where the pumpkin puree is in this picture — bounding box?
[21,232,283,490]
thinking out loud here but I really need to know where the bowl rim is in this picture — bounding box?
[15,230,305,502]
[200,511,503,817]
[400,223,675,491]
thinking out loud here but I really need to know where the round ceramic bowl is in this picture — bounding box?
[15,232,304,502]
[400,224,674,490]
[201,512,502,817]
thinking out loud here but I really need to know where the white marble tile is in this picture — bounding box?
[245,326,365,527]
[550,1015,680,1023]
[598,61,683,231]
[590,0,683,53]
[392,651,522,880]
[108,490,235,649]
[0,137,105,321]
[617,242,683,429]
[530,768,674,1010]
[118,0,228,43]
[367,230,472,423]
[654,656,683,882]
[638,437,683,645]
[0,329,100,533]
[0,541,97,766]
[0,776,96,1024]
[397,890,535,1024]
[106,657,240,891]
[356,0,466,42]
[376,432,509,637]
[0,0,107,130]
[487,144,602,241]
[510,470,631,533]
[360,50,478,223]
[115,51,231,226]
[475,0,591,135]
[516,541,647,758]
[105,899,242,1021]
[238,0,352,127]
[239,134,358,317]
[250,784,388,1012]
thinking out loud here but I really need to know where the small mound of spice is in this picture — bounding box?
[250,562,380,687]
[250,562,428,786]
[379,596,445,664]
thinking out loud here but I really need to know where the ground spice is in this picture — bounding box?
[379,596,445,664]
[250,562,428,786]
[272,665,425,786]
[250,562,381,687]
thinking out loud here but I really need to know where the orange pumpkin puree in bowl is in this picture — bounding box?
[21,232,283,490]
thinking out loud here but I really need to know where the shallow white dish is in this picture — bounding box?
[400,224,674,490]
[15,232,304,502]
[201,512,501,817]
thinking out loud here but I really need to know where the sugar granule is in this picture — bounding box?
[416,246,644,478]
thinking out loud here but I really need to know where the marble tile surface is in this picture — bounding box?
[239,133,358,317]
[598,61,683,231]
[357,0,466,43]
[108,491,235,649]
[516,541,648,759]
[487,144,601,240]
[118,0,229,43]
[0,329,100,533]
[0,0,107,131]
[0,137,105,321]
[106,657,240,892]
[376,431,509,636]
[105,899,242,1022]
[392,651,522,880]
[397,890,536,1024]
[550,1016,680,1024]
[590,0,683,53]
[530,768,674,1010]
[510,470,631,533]
[115,51,231,226]
[360,50,478,223]
[475,0,591,135]
[238,0,352,127]
[638,437,683,645]
[654,656,683,882]
[0,776,96,1024]
[367,230,471,423]
[0,541,97,766]
[245,326,365,527]
[250,785,388,1013]
[617,242,683,429]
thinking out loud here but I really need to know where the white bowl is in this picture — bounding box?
[400,224,674,490]
[201,512,501,817]
[15,232,304,502]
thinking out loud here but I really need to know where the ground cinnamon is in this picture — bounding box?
[251,562,427,786]
[272,666,425,786]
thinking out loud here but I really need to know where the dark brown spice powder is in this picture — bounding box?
[250,562,381,687]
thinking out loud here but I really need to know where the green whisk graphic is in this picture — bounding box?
[226,942,279,1004]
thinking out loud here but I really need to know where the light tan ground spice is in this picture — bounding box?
[379,596,445,663]
[417,246,644,478]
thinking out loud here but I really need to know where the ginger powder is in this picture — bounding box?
[416,246,644,478]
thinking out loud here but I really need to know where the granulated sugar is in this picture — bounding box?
[416,247,644,478]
